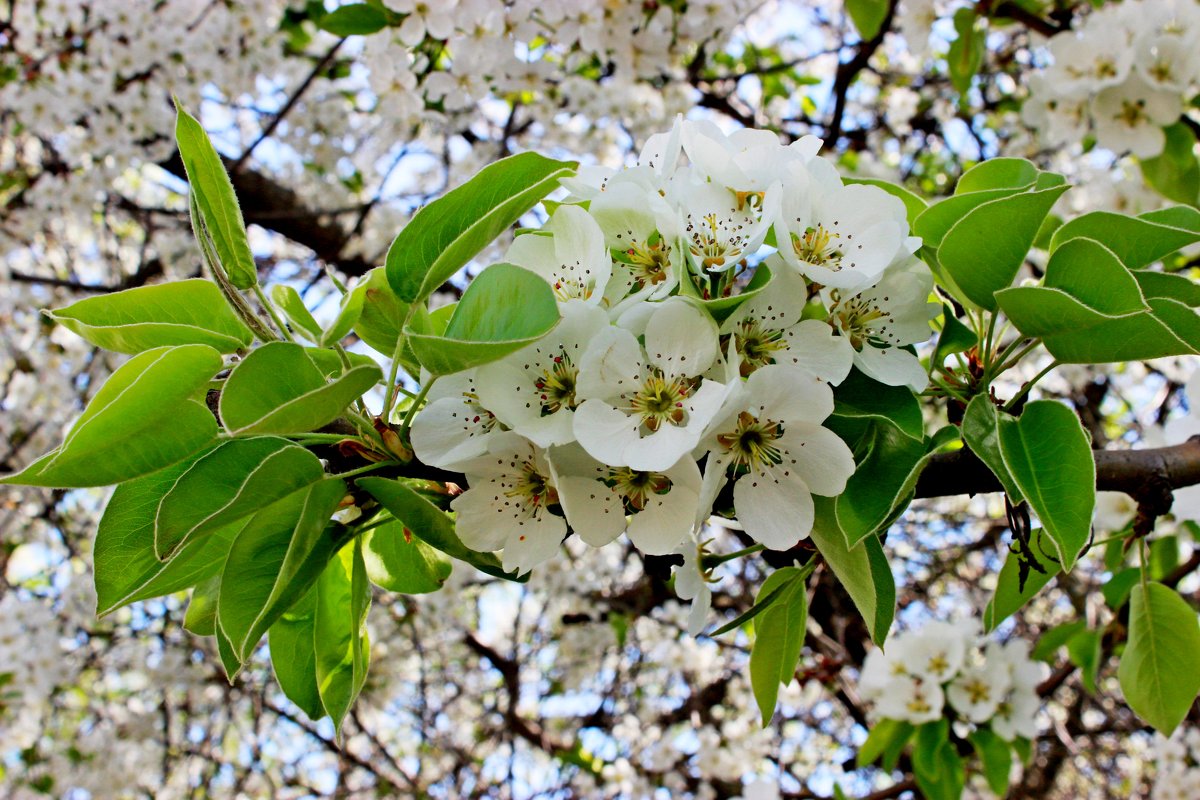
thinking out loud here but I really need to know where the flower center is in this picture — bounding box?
[830,292,891,350]
[963,677,992,705]
[906,691,933,715]
[534,352,579,415]
[627,372,692,432]
[926,652,950,677]
[462,388,498,431]
[623,238,671,290]
[504,459,558,511]
[792,223,843,268]
[552,260,596,302]
[716,411,785,472]
[733,318,787,376]
[605,467,673,512]
[687,212,748,272]
[1116,99,1149,128]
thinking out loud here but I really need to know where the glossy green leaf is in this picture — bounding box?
[947,7,984,94]
[94,460,239,615]
[353,267,412,357]
[997,238,1200,362]
[319,281,368,347]
[405,263,561,376]
[154,436,326,560]
[363,520,453,594]
[969,728,1013,796]
[857,717,914,768]
[268,587,325,721]
[831,369,924,441]
[845,0,888,40]
[1051,210,1200,269]
[844,178,926,227]
[996,400,1095,571]
[184,574,221,636]
[317,3,389,35]
[1118,581,1200,735]
[1067,626,1102,694]
[48,279,254,354]
[938,184,1069,309]
[175,100,257,289]
[913,719,965,800]
[216,618,243,681]
[314,541,371,738]
[809,497,895,646]
[386,152,577,303]
[836,425,956,547]
[961,394,1023,502]
[749,566,809,725]
[357,476,525,582]
[983,529,1059,632]
[1,345,221,488]
[219,342,382,434]
[1140,123,1200,206]
[956,158,1038,194]
[931,305,977,369]
[271,284,323,342]
[217,478,349,660]
[914,187,1025,252]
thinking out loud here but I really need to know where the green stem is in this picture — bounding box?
[1003,359,1060,412]
[701,543,765,570]
[284,432,354,443]
[982,310,999,369]
[252,284,294,342]
[334,461,396,480]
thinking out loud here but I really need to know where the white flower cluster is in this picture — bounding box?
[1153,727,1200,800]
[859,620,1046,739]
[0,594,75,729]
[1023,0,1200,158]
[410,119,934,578]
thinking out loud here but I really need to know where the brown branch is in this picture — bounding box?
[915,437,1200,499]
[827,0,898,146]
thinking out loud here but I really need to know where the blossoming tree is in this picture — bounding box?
[4,1,1200,798]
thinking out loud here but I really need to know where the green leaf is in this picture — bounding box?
[362,520,453,594]
[174,100,257,289]
[48,279,254,354]
[1140,123,1200,206]
[956,158,1039,194]
[184,574,221,636]
[983,529,1059,632]
[996,400,1095,571]
[405,263,561,376]
[915,187,1026,252]
[268,587,325,721]
[749,567,809,726]
[1102,567,1140,611]
[357,476,525,582]
[314,541,372,738]
[709,579,792,637]
[857,718,915,767]
[1066,626,1102,694]
[809,497,895,645]
[913,719,966,800]
[1032,620,1086,663]
[678,257,774,324]
[319,281,368,347]
[938,184,1069,309]
[219,342,382,434]
[154,436,326,561]
[1118,581,1200,734]
[354,267,412,357]
[961,395,1023,502]
[836,425,956,547]
[386,152,577,304]
[1134,271,1200,307]
[1051,210,1200,269]
[271,284,323,342]
[846,0,888,40]
[316,3,389,35]
[217,479,349,660]
[844,178,926,227]
[1,345,221,487]
[969,728,1013,796]
[947,7,985,94]
[216,618,243,681]
[831,369,924,441]
[93,461,239,616]
[931,305,978,369]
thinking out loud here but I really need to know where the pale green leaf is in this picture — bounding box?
[809,497,895,645]
[314,541,371,738]
[363,520,453,594]
[1118,582,1200,735]
[750,567,809,726]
